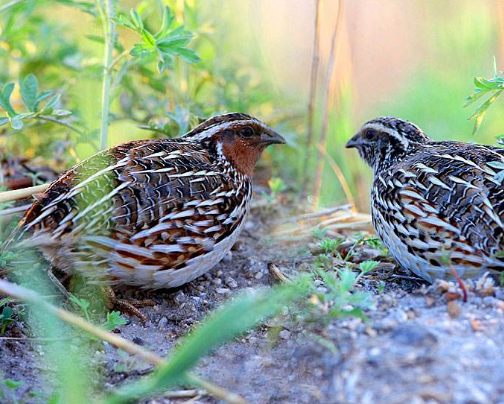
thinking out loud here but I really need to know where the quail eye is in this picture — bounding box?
[240,126,255,138]
[365,129,377,140]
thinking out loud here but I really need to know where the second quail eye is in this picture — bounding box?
[240,126,255,138]
[365,129,377,140]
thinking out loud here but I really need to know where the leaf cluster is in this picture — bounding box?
[114,7,200,73]
[465,60,504,135]
[0,74,69,130]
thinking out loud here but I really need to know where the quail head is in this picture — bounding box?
[4,113,285,289]
[347,116,504,282]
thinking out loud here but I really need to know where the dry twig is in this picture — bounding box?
[302,0,322,197]
[312,0,345,205]
[0,183,49,203]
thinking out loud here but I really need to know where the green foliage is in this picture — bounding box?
[465,60,504,135]
[261,177,287,205]
[0,74,69,130]
[318,237,343,255]
[312,226,328,240]
[102,311,128,331]
[0,298,14,334]
[0,374,24,404]
[69,295,91,322]
[115,6,200,73]
[359,260,379,274]
[309,268,372,320]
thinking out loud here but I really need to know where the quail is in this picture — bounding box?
[3,113,285,289]
[346,116,504,282]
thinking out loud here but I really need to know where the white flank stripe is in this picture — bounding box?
[82,236,155,258]
[131,222,174,240]
[448,175,478,189]
[170,209,196,219]
[399,189,424,200]
[73,181,132,222]
[72,159,128,192]
[483,205,504,227]
[204,225,223,234]
[427,175,450,190]
[197,198,224,207]
[404,204,427,218]
[414,163,438,174]
[168,171,195,178]
[150,244,186,253]
[419,216,459,233]
[25,206,57,230]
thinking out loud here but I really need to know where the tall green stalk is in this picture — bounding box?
[97,0,116,150]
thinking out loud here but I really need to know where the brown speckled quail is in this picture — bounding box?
[346,116,504,282]
[3,113,285,289]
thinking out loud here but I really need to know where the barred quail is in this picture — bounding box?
[4,113,285,289]
[346,116,504,282]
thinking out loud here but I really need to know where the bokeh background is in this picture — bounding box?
[1,0,504,212]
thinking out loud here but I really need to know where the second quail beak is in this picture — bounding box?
[260,130,286,145]
[345,134,362,149]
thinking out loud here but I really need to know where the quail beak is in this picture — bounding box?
[345,134,362,149]
[260,129,287,145]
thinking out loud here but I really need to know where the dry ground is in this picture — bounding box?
[2,203,504,404]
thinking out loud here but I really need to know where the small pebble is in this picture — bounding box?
[279,330,291,340]
[158,317,168,328]
[216,288,231,295]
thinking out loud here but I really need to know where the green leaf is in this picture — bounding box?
[113,15,137,31]
[359,260,379,274]
[130,9,144,31]
[0,83,17,117]
[102,311,128,331]
[141,29,156,48]
[473,76,502,91]
[155,6,175,39]
[52,109,72,116]
[175,48,201,63]
[130,44,152,59]
[4,379,23,390]
[19,74,39,112]
[339,269,356,293]
[36,90,54,109]
[468,89,503,135]
[42,93,61,113]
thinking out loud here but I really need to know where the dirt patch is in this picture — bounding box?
[2,207,504,404]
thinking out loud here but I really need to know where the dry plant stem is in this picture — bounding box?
[312,0,344,205]
[0,184,49,203]
[301,0,322,197]
[0,204,31,217]
[97,0,116,150]
[0,279,250,404]
[448,266,468,303]
[0,0,25,13]
[315,143,356,211]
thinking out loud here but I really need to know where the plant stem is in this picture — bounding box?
[0,0,25,14]
[0,184,49,203]
[97,0,116,150]
[301,0,321,199]
[312,0,344,206]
